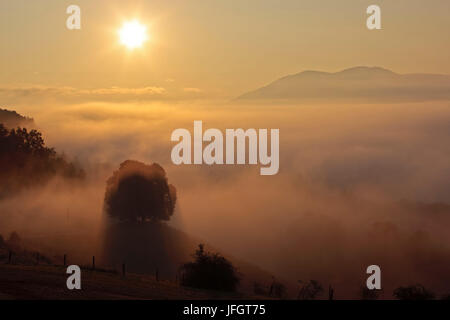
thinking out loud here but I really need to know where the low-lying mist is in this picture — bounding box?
[2,99,450,298]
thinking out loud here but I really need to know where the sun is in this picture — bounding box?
[118,20,148,49]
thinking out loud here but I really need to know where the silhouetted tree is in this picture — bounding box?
[0,123,7,138]
[393,284,435,300]
[180,244,240,292]
[0,124,84,197]
[270,281,286,299]
[7,231,22,250]
[253,282,268,296]
[104,160,177,222]
[297,280,323,300]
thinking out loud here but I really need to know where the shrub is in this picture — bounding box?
[8,231,21,245]
[297,280,323,300]
[270,281,286,299]
[253,282,269,296]
[393,284,435,300]
[180,244,240,292]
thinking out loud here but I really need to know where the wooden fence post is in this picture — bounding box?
[8,251,12,264]
[122,263,126,277]
[329,285,334,300]
[92,256,95,270]
[63,254,67,267]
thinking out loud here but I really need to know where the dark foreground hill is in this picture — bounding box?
[0,264,254,299]
[19,222,281,297]
[0,108,34,129]
[101,222,277,293]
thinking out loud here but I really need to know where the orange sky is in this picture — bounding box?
[1,0,449,98]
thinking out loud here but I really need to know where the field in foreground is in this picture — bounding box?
[0,264,256,300]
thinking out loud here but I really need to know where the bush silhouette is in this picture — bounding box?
[297,280,323,300]
[393,284,435,300]
[104,160,177,222]
[180,244,240,292]
[253,282,269,296]
[6,231,22,250]
[269,280,286,299]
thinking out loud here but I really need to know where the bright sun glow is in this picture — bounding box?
[118,20,148,49]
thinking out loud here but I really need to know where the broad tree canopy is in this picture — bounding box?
[104,160,177,222]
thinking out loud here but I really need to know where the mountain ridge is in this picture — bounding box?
[237,66,450,103]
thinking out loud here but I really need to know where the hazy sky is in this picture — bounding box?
[1,0,449,98]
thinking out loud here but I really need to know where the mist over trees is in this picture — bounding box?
[103,160,177,222]
[0,108,34,129]
[0,122,85,197]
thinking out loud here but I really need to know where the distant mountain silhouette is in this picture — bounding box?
[237,66,450,103]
